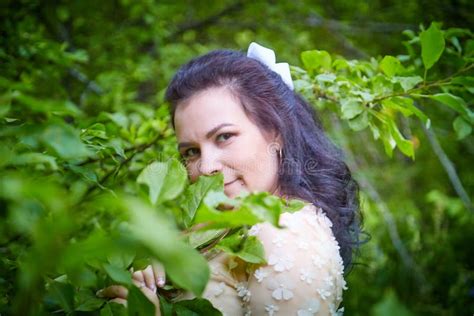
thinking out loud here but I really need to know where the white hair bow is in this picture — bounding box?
[247,42,294,90]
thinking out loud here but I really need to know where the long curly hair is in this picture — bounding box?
[165,49,363,272]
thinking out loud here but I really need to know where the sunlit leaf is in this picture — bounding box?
[420,22,445,70]
[137,159,188,205]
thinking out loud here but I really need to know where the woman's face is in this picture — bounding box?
[174,86,281,198]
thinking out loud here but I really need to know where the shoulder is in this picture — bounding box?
[242,203,347,315]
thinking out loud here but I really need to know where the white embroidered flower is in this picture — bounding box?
[236,282,251,302]
[311,254,326,269]
[210,282,225,297]
[254,268,268,283]
[297,240,309,250]
[324,275,334,289]
[265,304,279,316]
[297,299,321,316]
[272,235,286,248]
[267,274,295,301]
[342,279,348,291]
[317,287,331,300]
[299,268,316,284]
[269,252,294,272]
[248,225,261,236]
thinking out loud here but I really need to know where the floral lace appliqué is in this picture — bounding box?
[254,267,269,283]
[268,252,294,272]
[267,274,295,301]
[300,268,316,284]
[265,304,279,316]
[297,299,321,316]
[236,282,251,302]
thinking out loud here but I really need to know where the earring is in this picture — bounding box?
[278,148,283,165]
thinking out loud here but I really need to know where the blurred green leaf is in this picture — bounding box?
[42,123,92,159]
[103,263,132,286]
[429,93,470,117]
[453,116,472,139]
[137,160,188,205]
[301,50,332,73]
[126,198,209,296]
[127,286,156,316]
[380,56,404,77]
[174,298,222,316]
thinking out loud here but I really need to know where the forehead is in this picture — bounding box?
[174,86,253,139]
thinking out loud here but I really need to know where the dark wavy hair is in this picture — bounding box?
[165,49,363,272]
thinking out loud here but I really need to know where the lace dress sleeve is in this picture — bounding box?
[241,205,347,316]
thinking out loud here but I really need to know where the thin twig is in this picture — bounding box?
[422,124,473,212]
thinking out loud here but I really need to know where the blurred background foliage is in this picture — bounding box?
[1,0,473,315]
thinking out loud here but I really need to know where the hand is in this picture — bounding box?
[97,261,166,315]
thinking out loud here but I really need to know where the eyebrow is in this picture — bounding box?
[178,123,236,150]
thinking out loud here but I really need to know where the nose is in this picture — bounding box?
[197,147,222,176]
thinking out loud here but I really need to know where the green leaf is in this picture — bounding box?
[42,123,92,159]
[283,199,307,213]
[100,302,128,316]
[181,174,224,224]
[429,93,469,116]
[159,296,174,316]
[451,76,474,94]
[315,73,336,83]
[420,22,445,70]
[48,280,75,313]
[392,76,423,91]
[137,159,188,205]
[103,263,132,286]
[126,198,210,296]
[11,152,58,170]
[348,111,369,131]
[75,289,105,311]
[453,116,472,140]
[341,99,365,120]
[380,56,403,77]
[387,120,414,159]
[216,233,265,264]
[301,50,332,72]
[383,97,431,128]
[127,286,156,316]
[174,298,222,316]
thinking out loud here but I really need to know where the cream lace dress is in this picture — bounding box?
[192,203,347,316]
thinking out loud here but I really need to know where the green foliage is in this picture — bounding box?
[0,1,473,315]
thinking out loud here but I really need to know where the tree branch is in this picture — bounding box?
[422,124,473,212]
[165,1,246,42]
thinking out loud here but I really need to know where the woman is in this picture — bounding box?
[102,43,362,315]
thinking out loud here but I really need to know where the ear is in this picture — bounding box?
[274,133,283,149]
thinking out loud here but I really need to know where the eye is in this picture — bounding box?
[216,132,234,142]
[182,148,200,159]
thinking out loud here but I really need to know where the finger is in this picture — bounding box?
[110,298,127,306]
[152,261,166,288]
[132,270,145,287]
[97,285,128,299]
[139,286,160,307]
[143,265,156,293]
